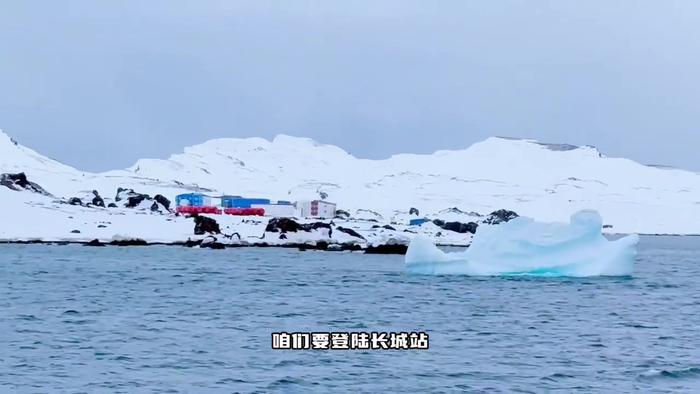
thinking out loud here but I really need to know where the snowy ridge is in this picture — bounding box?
[121,134,700,234]
[1,130,700,236]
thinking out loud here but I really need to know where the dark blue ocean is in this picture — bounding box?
[2,236,700,393]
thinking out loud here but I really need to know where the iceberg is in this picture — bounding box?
[405,210,639,277]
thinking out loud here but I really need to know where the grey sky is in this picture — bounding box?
[1,1,699,171]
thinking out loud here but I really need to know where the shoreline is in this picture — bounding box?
[0,238,415,254]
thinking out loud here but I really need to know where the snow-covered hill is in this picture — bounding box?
[2,129,700,236]
[125,134,700,234]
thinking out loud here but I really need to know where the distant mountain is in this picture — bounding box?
[2,130,700,234]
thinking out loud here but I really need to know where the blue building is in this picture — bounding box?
[221,196,271,208]
[176,193,211,207]
[409,218,431,226]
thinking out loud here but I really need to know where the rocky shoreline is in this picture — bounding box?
[1,171,524,253]
[0,237,413,254]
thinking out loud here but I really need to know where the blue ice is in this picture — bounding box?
[405,210,638,277]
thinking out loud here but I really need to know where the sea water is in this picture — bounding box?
[1,237,700,393]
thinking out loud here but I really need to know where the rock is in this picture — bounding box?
[335,209,351,219]
[91,190,105,207]
[433,221,479,234]
[114,187,131,201]
[85,239,105,247]
[266,217,304,233]
[339,243,363,251]
[153,194,171,210]
[382,225,396,231]
[194,215,220,235]
[126,194,149,208]
[315,241,329,250]
[150,201,160,212]
[483,209,519,225]
[97,224,107,228]
[70,229,81,233]
[109,238,148,246]
[107,203,117,208]
[336,226,366,240]
[200,235,225,249]
[67,197,83,206]
[115,187,152,208]
[302,222,332,232]
[365,244,408,255]
[279,233,287,239]
[265,218,334,235]
[0,172,51,195]
[201,236,216,244]
[409,207,420,216]
[183,239,202,247]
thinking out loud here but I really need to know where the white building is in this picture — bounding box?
[251,203,297,217]
[296,200,337,219]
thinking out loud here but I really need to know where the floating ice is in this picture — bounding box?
[405,210,638,277]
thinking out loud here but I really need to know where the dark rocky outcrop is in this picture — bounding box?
[150,201,160,212]
[302,222,332,232]
[114,187,131,202]
[67,197,83,206]
[335,209,351,219]
[484,209,519,225]
[265,217,333,234]
[266,217,303,233]
[433,220,479,234]
[200,236,226,249]
[70,229,81,233]
[202,242,226,249]
[85,239,105,247]
[297,241,363,252]
[382,225,396,231]
[194,215,221,235]
[91,190,105,207]
[183,238,202,247]
[0,172,51,195]
[115,187,152,208]
[154,194,171,210]
[336,226,366,240]
[409,207,420,216]
[107,203,118,208]
[365,244,408,255]
[340,243,363,251]
[126,194,149,208]
[109,238,148,246]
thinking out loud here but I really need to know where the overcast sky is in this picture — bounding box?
[2,1,699,171]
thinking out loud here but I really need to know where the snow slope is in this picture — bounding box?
[2,129,700,236]
[126,134,700,234]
